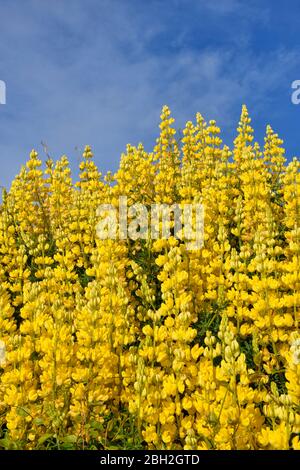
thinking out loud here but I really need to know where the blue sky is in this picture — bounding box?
[0,0,300,188]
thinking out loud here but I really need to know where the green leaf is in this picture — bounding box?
[17,407,30,417]
[37,433,53,447]
[0,436,19,450]
[61,435,77,444]
[33,417,44,426]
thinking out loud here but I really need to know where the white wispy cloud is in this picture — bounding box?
[0,0,298,188]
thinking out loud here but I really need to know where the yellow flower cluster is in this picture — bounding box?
[0,105,299,449]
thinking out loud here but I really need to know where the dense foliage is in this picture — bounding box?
[0,106,299,450]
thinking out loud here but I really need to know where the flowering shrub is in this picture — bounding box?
[0,105,299,450]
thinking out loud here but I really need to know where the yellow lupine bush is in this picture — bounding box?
[0,105,299,449]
